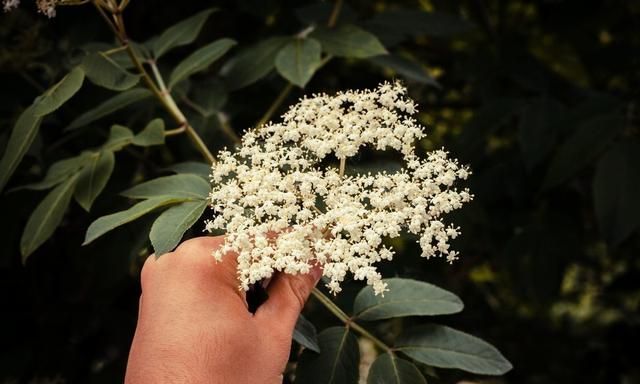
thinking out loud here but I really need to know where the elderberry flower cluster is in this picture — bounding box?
[206,82,472,295]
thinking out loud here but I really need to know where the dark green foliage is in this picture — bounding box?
[353,278,463,321]
[295,327,360,384]
[293,314,321,353]
[1,1,638,383]
[367,353,426,384]
[396,324,512,375]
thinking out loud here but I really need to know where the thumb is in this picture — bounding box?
[255,265,323,332]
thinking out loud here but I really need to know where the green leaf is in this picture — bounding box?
[593,141,640,245]
[166,161,211,179]
[295,327,360,384]
[81,52,140,91]
[132,119,165,146]
[32,67,85,116]
[121,174,210,200]
[65,88,152,131]
[169,38,237,88]
[188,78,228,114]
[367,353,427,384]
[293,314,321,353]
[518,98,564,170]
[221,36,290,90]
[151,8,216,58]
[353,278,463,321]
[74,151,115,211]
[103,125,135,151]
[396,324,512,375]
[543,115,624,189]
[12,153,93,192]
[275,38,322,87]
[0,106,43,191]
[311,25,387,59]
[20,175,78,260]
[149,201,207,256]
[369,54,439,87]
[83,196,184,245]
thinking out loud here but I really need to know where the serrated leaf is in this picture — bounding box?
[121,174,210,200]
[295,327,360,384]
[32,67,85,116]
[311,25,387,59]
[275,38,322,87]
[81,52,140,91]
[293,314,320,353]
[151,8,216,58]
[518,98,564,170]
[83,196,184,245]
[166,161,211,179]
[543,115,624,189]
[369,54,439,87]
[593,141,640,245]
[65,88,152,131]
[0,106,43,191]
[396,324,512,375]
[221,36,290,90]
[74,151,115,211]
[132,119,165,146]
[103,125,135,151]
[367,353,426,384]
[149,201,207,256]
[353,278,463,321]
[169,38,237,88]
[20,175,78,260]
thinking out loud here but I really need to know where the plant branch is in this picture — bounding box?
[311,288,392,353]
[327,0,343,28]
[92,2,216,164]
[147,61,215,163]
[255,83,294,129]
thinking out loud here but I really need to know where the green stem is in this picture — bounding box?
[148,61,216,163]
[93,4,216,164]
[164,125,187,136]
[327,0,343,28]
[255,83,294,129]
[311,288,392,353]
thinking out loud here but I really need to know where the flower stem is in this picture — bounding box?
[311,288,392,353]
[327,0,343,28]
[255,83,294,129]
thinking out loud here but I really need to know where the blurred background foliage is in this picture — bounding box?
[1,0,639,383]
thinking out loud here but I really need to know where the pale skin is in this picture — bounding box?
[125,236,322,384]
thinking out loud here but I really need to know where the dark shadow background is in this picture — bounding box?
[1,0,639,382]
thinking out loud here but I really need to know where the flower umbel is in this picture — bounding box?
[206,82,473,295]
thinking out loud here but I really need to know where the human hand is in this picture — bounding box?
[124,236,322,384]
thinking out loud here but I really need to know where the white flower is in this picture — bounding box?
[207,82,473,295]
[3,0,20,12]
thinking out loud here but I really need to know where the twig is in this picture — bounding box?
[311,288,392,352]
